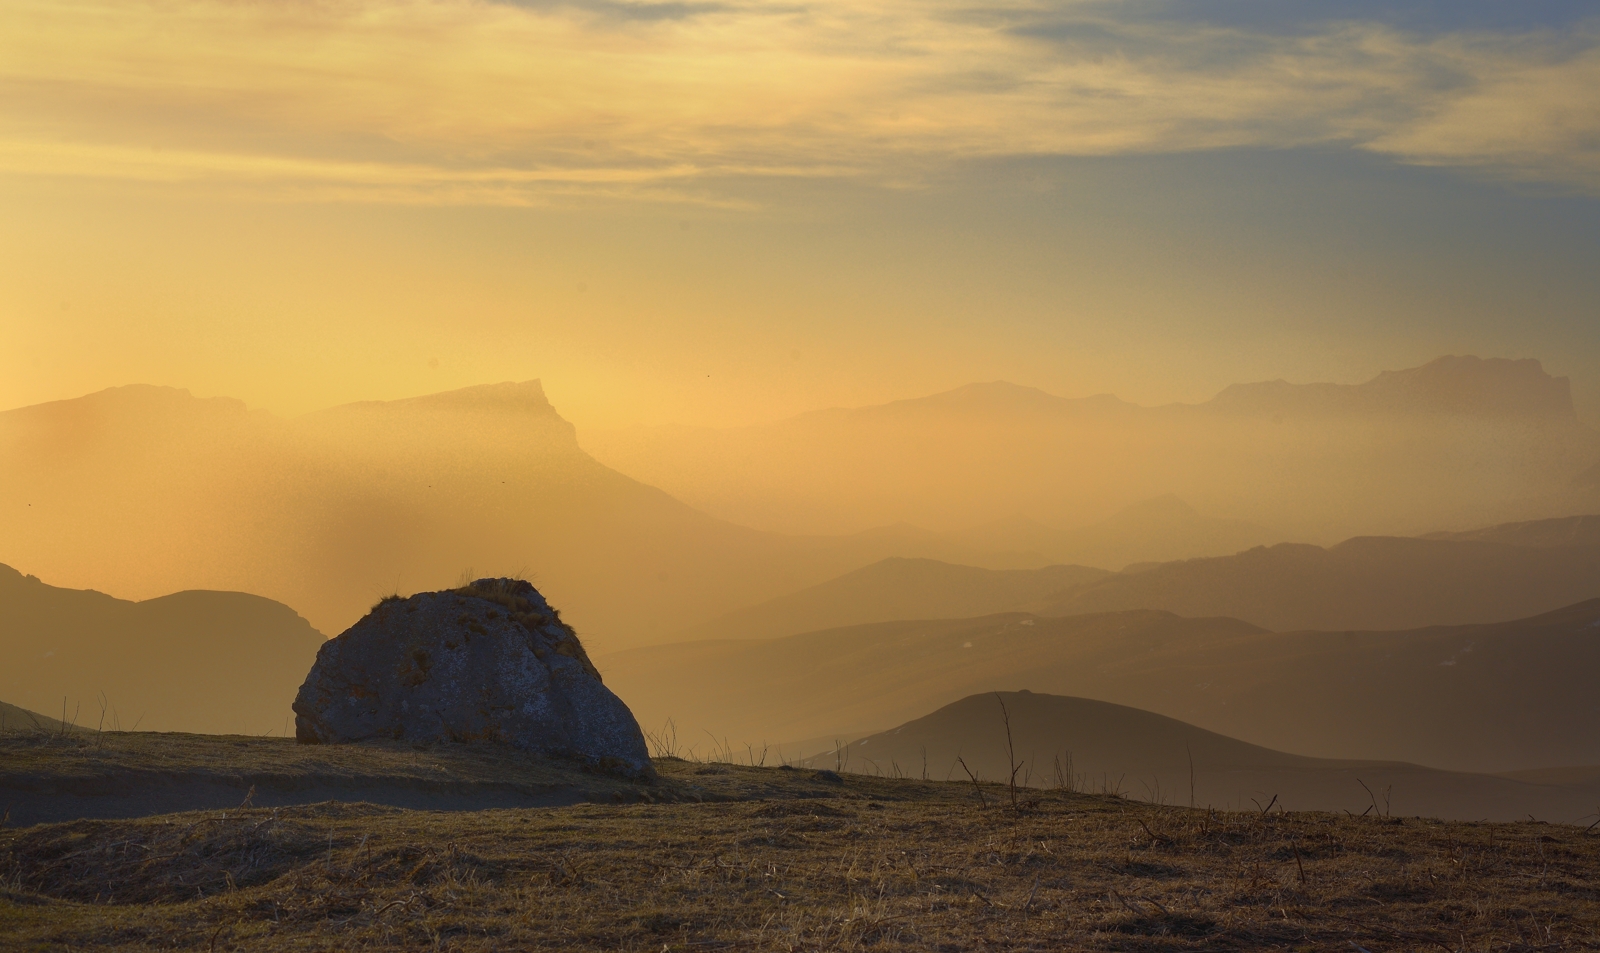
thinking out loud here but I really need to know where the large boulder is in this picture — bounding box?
[293,578,652,778]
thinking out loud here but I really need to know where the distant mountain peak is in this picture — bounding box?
[320,379,557,417]
[3,384,255,420]
[1209,355,1574,418]
[828,381,1132,421]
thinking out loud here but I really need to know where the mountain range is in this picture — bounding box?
[6,356,1598,649]
[680,514,1600,640]
[586,356,1600,540]
[0,382,1015,647]
[600,597,1600,773]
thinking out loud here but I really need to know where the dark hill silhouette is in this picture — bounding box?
[587,355,1599,539]
[0,383,1020,647]
[599,599,1600,773]
[0,564,325,735]
[677,558,1110,641]
[807,692,1600,822]
[1041,535,1600,631]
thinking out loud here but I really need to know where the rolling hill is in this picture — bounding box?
[598,599,1600,773]
[0,564,326,735]
[805,692,1600,823]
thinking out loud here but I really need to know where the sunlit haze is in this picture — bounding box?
[3,0,1599,430]
[9,1,1600,880]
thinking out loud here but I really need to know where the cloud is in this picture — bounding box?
[0,0,1596,203]
[1363,38,1600,192]
[492,0,734,23]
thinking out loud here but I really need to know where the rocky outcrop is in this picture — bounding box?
[293,579,652,778]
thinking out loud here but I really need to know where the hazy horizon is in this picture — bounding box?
[5,2,1600,435]
[7,0,1600,846]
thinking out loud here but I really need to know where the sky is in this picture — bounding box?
[2,0,1599,430]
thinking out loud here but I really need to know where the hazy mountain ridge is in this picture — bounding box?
[8,367,1597,649]
[1206,355,1576,418]
[676,558,1112,641]
[1043,534,1600,631]
[0,563,325,735]
[813,692,1600,822]
[678,513,1600,641]
[1420,513,1600,548]
[599,598,1600,773]
[945,495,1274,570]
[585,355,1600,538]
[0,382,1028,647]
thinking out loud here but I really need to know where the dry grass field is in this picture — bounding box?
[3,735,1599,951]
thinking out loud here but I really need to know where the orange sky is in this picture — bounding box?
[3,0,1599,430]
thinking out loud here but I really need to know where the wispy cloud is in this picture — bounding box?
[1,0,1596,203]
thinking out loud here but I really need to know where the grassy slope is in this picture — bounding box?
[0,731,807,828]
[3,744,1599,951]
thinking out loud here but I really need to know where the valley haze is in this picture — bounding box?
[4,356,1596,648]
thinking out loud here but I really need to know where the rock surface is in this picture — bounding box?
[293,579,652,778]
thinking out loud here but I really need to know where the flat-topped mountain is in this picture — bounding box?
[1208,355,1576,418]
[8,369,1597,649]
[0,383,1021,647]
[0,564,324,735]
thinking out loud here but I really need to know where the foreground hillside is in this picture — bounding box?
[810,692,1600,823]
[3,738,1598,951]
[0,731,801,827]
[601,599,1600,772]
[0,564,324,736]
